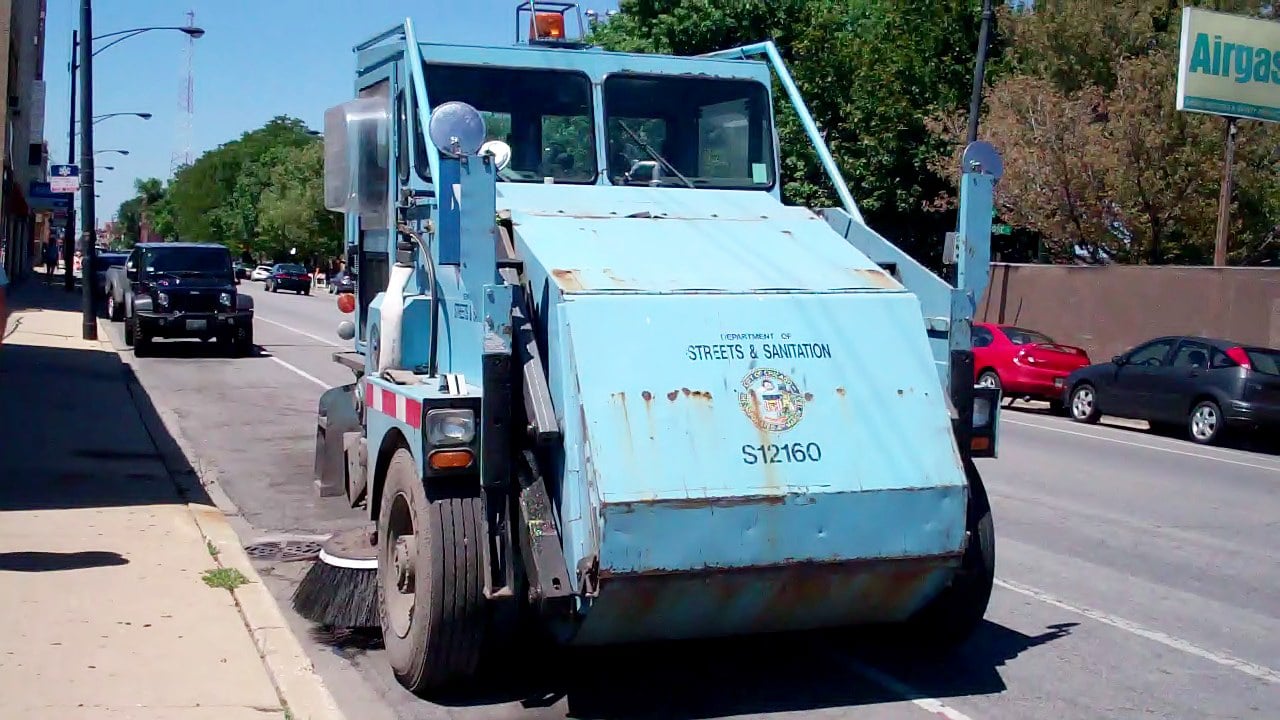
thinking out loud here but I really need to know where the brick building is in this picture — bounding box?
[0,0,49,285]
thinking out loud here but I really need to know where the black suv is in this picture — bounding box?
[105,243,254,357]
[1062,335,1280,445]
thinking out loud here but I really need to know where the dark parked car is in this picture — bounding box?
[1062,335,1280,445]
[265,263,312,294]
[94,252,129,297]
[327,269,355,295]
[104,242,254,357]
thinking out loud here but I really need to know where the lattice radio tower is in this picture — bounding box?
[170,9,195,175]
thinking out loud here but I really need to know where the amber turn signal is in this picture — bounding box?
[428,449,474,470]
[336,292,356,314]
[970,437,991,452]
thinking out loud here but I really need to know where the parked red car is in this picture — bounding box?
[972,322,1091,413]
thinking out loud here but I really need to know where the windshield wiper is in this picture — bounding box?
[617,120,694,189]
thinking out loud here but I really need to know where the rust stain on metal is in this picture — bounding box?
[745,391,780,489]
[689,390,712,401]
[610,494,786,512]
[852,267,900,289]
[551,268,584,291]
[681,387,691,397]
[601,267,632,287]
[804,392,813,402]
[666,390,679,402]
[641,390,653,402]
[836,387,846,397]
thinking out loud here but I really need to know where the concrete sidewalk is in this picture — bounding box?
[0,282,344,720]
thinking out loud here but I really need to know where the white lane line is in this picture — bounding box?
[269,356,330,390]
[996,578,1280,684]
[845,660,976,720]
[1002,418,1280,474]
[256,314,343,347]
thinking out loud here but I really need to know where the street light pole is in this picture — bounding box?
[62,23,202,294]
[62,29,78,292]
[79,0,98,340]
[966,0,994,144]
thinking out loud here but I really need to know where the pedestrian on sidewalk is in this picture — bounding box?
[43,242,58,284]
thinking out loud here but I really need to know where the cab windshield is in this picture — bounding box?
[603,74,775,190]
[423,63,596,183]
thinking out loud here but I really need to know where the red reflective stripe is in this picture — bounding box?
[405,398,422,429]
[381,389,396,418]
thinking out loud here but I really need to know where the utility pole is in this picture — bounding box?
[966,0,994,143]
[79,0,97,340]
[63,29,77,292]
[1213,116,1237,267]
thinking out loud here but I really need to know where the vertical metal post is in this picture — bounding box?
[63,29,77,291]
[1213,116,1237,267]
[966,0,994,144]
[79,0,97,340]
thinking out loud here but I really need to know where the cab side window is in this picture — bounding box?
[1126,339,1175,366]
[972,326,994,348]
[1171,341,1211,369]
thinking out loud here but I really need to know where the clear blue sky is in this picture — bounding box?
[41,0,619,225]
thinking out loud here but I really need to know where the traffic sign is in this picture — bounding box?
[49,164,80,193]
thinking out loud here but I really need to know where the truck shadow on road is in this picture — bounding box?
[324,616,1075,718]
[0,339,217,513]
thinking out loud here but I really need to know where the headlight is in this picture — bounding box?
[219,292,232,306]
[972,396,991,429]
[157,292,170,306]
[426,409,475,445]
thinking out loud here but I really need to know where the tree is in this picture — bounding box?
[164,116,319,256]
[933,0,1280,266]
[589,0,998,266]
[255,141,342,264]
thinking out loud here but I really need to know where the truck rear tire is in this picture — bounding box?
[904,456,994,649]
[377,446,486,696]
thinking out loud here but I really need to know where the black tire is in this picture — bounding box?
[904,456,995,649]
[377,446,486,696]
[123,308,135,346]
[1047,399,1066,416]
[1068,383,1101,424]
[1187,399,1224,445]
[976,370,1001,391]
[235,325,254,357]
[131,314,150,357]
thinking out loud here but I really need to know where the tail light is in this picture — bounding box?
[1225,346,1252,369]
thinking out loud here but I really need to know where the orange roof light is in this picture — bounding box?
[531,11,565,40]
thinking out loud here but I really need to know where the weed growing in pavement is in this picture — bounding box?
[206,540,219,557]
[201,567,248,591]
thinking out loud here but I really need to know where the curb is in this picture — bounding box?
[98,318,347,720]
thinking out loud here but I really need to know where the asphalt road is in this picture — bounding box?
[103,280,1280,720]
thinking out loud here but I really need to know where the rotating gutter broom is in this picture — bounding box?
[290,527,379,629]
[291,221,435,630]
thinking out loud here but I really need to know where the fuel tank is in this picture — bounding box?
[500,185,969,645]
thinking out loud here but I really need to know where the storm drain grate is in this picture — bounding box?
[243,539,324,562]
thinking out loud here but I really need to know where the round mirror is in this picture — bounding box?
[428,101,486,157]
[336,320,356,341]
[961,141,1004,180]
[480,139,512,170]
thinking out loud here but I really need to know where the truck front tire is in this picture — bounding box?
[377,446,486,696]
